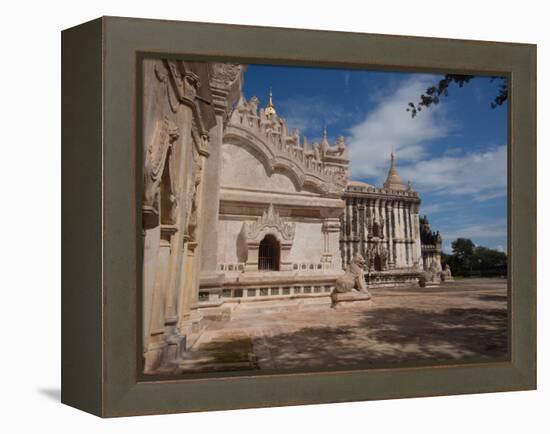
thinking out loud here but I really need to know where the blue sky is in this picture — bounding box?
[241,64,508,253]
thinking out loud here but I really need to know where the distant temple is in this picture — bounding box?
[140,60,443,373]
[341,153,424,287]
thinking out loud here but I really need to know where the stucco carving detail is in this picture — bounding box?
[210,63,242,87]
[143,117,180,226]
[210,63,247,117]
[243,204,295,243]
[365,241,389,271]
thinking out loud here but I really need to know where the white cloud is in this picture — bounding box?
[440,219,507,242]
[346,75,506,202]
[399,145,507,198]
[279,75,506,203]
[347,75,450,179]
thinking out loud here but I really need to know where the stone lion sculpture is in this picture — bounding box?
[334,254,370,294]
[441,264,454,282]
[419,262,441,287]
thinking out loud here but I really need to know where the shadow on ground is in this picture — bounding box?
[254,306,508,370]
[37,388,61,402]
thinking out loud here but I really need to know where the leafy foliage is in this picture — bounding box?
[407,74,508,117]
[442,238,507,277]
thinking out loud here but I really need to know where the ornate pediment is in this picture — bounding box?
[224,95,349,197]
[243,204,295,243]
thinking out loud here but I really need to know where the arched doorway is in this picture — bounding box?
[258,234,280,271]
[374,254,382,271]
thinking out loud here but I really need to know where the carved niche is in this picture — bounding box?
[365,241,389,271]
[241,204,296,271]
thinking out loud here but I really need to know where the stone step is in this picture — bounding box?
[233,297,332,315]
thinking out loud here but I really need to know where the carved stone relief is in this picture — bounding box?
[143,117,180,228]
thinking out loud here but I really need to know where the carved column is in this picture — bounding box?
[395,201,403,267]
[386,200,394,269]
[347,199,354,260]
[143,230,171,372]
[351,198,358,258]
[405,202,412,267]
[345,199,352,266]
[142,59,189,371]
[340,203,347,267]
[403,202,410,267]
[322,217,342,270]
[411,202,422,270]
[200,63,245,277]
[358,201,365,259]
[379,199,387,266]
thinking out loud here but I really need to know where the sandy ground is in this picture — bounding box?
[178,278,508,373]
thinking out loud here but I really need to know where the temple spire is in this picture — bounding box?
[383,151,406,191]
[321,125,329,148]
[264,87,277,117]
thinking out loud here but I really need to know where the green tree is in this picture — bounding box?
[473,246,507,274]
[447,238,507,277]
[406,74,507,117]
[452,237,475,259]
[451,238,475,275]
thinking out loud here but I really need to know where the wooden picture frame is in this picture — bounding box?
[61,16,536,417]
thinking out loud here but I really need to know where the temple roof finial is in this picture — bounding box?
[265,87,277,117]
[321,125,329,147]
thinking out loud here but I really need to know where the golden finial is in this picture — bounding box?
[265,87,277,117]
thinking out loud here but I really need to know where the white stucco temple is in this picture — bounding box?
[198,91,350,306]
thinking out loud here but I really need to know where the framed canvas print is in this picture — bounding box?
[61,16,536,417]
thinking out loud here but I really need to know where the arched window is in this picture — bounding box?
[258,234,280,271]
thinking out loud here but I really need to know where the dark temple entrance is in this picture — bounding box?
[258,234,280,271]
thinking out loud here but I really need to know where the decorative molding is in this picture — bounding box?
[322,218,341,233]
[345,183,420,201]
[243,204,295,243]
